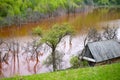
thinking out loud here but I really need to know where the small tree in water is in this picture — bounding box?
[33,23,74,71]
[70,55,89,68]
[83,26,118,47]
[70,56,80,68]
[84,28,101,47]
[102,26,118,40]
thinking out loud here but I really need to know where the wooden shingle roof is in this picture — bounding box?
[87,40,120,62]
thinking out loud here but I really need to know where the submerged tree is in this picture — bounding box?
[22,38,43,74]
[33,23,74,71]
[84,26,118,47]
[84,28,101,47]
[0,40,3,76]
[0,40,10,76]
[102,26,118,40]
[70,56,80,68]
[79,28,101,60]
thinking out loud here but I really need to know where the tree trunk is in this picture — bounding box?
[52,48,57,71]
[26,58,31,72]
[34,55,39,74]
[0,26,2,32]
[16,43,20,73]
[34,50,39,74]
[0,52,2,75]
[17,53,19,73]
[73,7,76,17]
[68,7,70,16]
[13,54,16,74]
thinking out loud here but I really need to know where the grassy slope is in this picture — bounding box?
[2,63,120,80]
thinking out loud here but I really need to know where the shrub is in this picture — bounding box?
[70,56,89,68]
[32,26,42,36]
[70,56,80,68]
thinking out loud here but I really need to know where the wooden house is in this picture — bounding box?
[82,40,120,66]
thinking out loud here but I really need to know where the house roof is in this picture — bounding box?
[87,40,120,62]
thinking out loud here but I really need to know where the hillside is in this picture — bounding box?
[2,62,120,80]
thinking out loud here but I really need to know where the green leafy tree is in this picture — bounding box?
[65,0,80,15]
[33,23,74,71]
[84,0,94,6]
[93,0,109,5]
[115,0,120,5]
[32,26,42,36]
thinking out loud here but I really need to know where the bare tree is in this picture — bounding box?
[0,51,2,76]
[22,38,43,74]
[3,40,21,75]
[79,28,101,59]
[84,28,101,47]
[102,26,118,40]
[0,39,3,46]
[0,37,44,76]
[0,40,9,77]
[0,39,21,75]
[0,41,9,64]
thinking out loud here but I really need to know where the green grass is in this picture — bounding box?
[2,63,120,80]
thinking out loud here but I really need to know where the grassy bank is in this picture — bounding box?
[2,62,120,80]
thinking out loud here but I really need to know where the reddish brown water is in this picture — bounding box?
[1,7,120,38]
[1,7,120,78]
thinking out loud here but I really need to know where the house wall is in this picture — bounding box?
[95,57,120,66]
[84,46,94,59]
[84,46,96,66]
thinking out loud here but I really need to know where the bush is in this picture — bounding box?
[32,26,42,36]
[70,56,89,68]
[70,56,80,68]
[81,60,89,67]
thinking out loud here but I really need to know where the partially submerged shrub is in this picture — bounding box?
[32,26,42,36]
[70,55,89,68]
[81,60,89,67]
[70,56,80,68]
